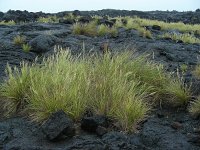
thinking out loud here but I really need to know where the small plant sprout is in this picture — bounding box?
[180,64,188,74]
[22,43,31,52]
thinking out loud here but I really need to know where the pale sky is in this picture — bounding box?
[0,0,199,13]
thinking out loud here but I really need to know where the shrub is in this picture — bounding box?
[13,35,26,46]
[22,43,31,52]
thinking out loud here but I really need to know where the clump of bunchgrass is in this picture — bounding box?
[37,16,59,23]
[0,63,33,115]
[13,35,26,46]
[97,24,110,36]
[22,43,31,52]
[114,19,124,28]
[72,21,97,36]
[0,20,16,25]
[110,26,118,37]
[73,21,118,37]
[193,65,200,79]
[0,47,191,131]
[138,28,152,39]
[160,32,200,44]
[132,17,200,35]
[164,77,191,107]
[189,96,200,117]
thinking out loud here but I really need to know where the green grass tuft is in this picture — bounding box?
[189,96,200,117]
[0,48,190,131]
[0,20,16,25]
[22,43,31,52]
[13,35,26,46]
[160,32,200,44]
[193,65,200,79]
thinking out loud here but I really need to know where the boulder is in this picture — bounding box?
[59,18,75,24]
[81,115,108,133]
[152,25,161,31]
[2,10,33,22]
[29,35,59,53]
[0,12,4,21]
[42,110,75,141]
[78,16,92,23]
[72,10,81,16]
[98,19,114,27]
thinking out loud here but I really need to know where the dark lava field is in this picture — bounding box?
[0,9,200,150]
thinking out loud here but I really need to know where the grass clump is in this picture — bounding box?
[73,21,118,37]
[193,65,200,79]
[132,17,200,35]
[22,43,31,52]
[0,20,16,25]
[97,24,110,36]
[160,32,200,44]
[37,16,59,23]
[189,97,200,117]
[138,28,152,39]
[0,48,190,131]
[13,35,26,46]
[72,21,97,36]
[0,63,32,115]
[164,78,191,106]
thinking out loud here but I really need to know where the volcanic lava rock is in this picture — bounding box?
[96,126,107,136]
[2,10,40,23]
[141,118,192,150]
[152,25,161,31]
[81,115,108,133]
[171,121,183,130]
[29,34,59,53]
[188,134,200,146]
[78,16,92,23]
[59,18,75,24]
[65,135,107,150]
[42,110,75,141]
[72,10,81,16]
[98,18,114,27]
[102,132,135,149]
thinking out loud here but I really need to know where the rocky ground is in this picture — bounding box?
[0,9,200,150]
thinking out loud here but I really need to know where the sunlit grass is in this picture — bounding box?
[0,47,190,131]
[193,65,200,79]
[189,96,200,117]
[37,16,59,23]
[160,32,200,44]
[22,43,31,52]
[0,20,16,25]
[73,21,118,37]
[132,17,200,34]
